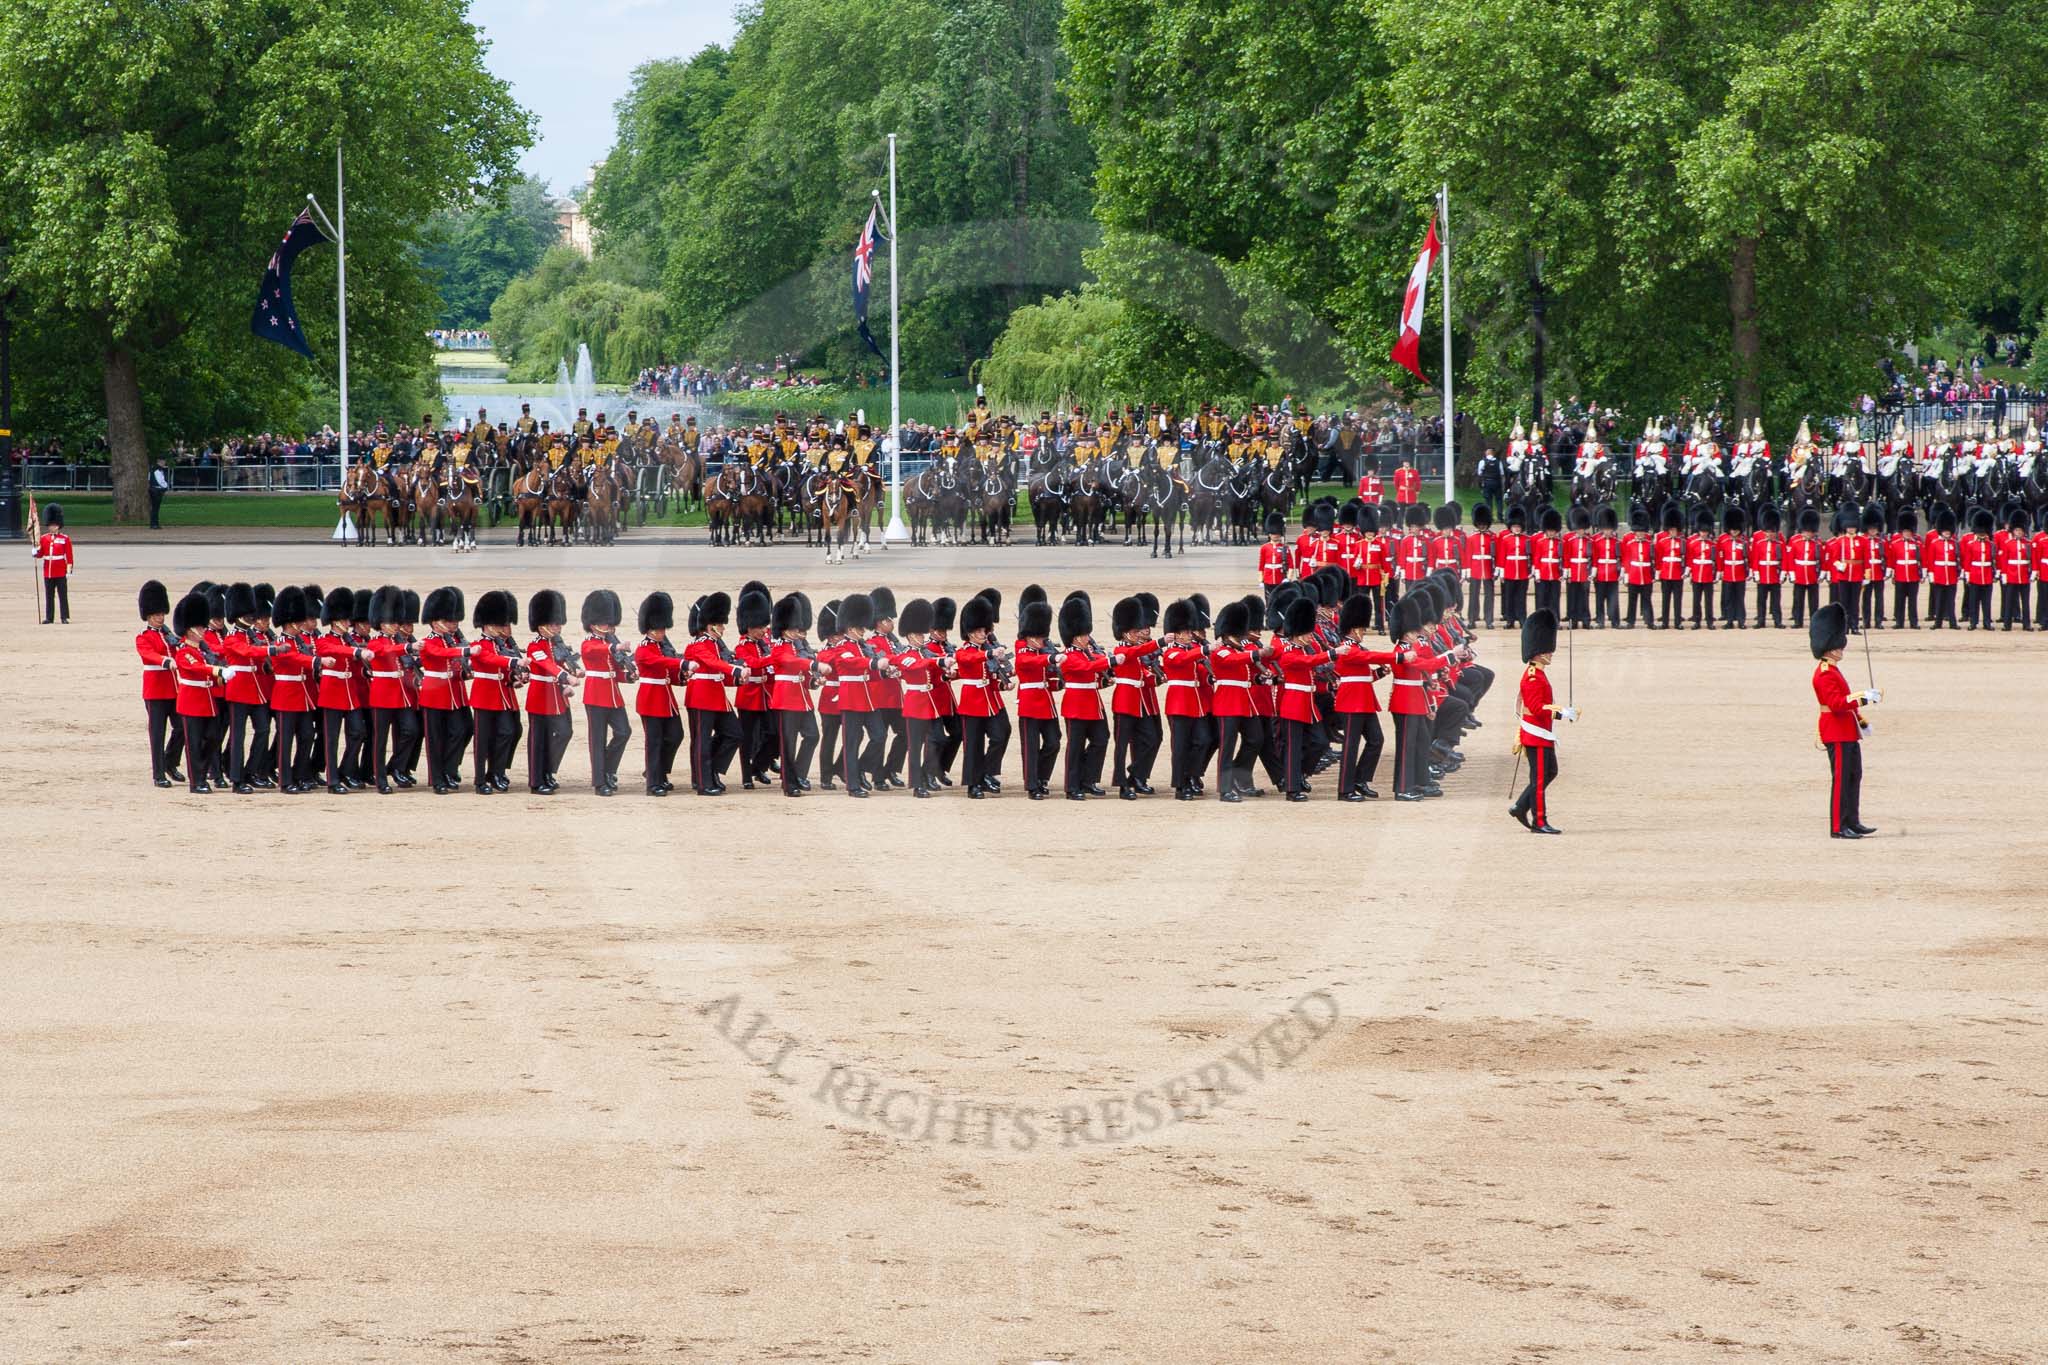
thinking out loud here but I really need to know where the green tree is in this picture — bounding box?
[586,50,732,276]
[418,173,560,328]
[0,0,530,520]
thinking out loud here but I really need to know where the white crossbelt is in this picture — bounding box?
[1520,719,1557,742]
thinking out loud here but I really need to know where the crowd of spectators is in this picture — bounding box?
[429,329,493,350]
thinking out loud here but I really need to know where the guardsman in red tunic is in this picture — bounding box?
[632,591,684,795]
[1996,503,2033,630]
[1561,507,1593,628]
[1332,592,1394,801]
[1497,504,1532,626]
[1750,506,1785,628]
[1056,594,1109,799]
[1787,507,1823,626]
[813,601,844,788]
[1531,506,1564,618]
[925,596,961,785]
[1810,603,1878,839]
[731,589,777,787]
[1159,598,1213,801]
[1653,503,1687,628]
[682,591,743,795]
[1293,508,1328,578]
[1685,509,1720,629]
[954,593,1010,797]
[1395,504,1431,595]
[578,589,633,796]
[1716,507,1750,629]
[1621,506,1656,627]
[1923,508,1960,628]
[135,579,185,786]
[1207,597,1265,802]
[33,503,73,624]
[390,589,425,788]
[1351,505,1390,627]
[1463,504,1498,628]
[891,598,944,796]
[1357,464,1384,505]
[1273,594,1326,800]
[863,587,907,788]
[1959,508,1996,629]
[1823,507,1861,631]
[1591,506,1622,628]
[220,582,280,793]
[267,586,319,793]
[1428,501,1464,576]
[1509,608,1575,834]
[363,585,411,793]
[1332,503,1365,601]
[766,593,819,797]
[1860,504,1889,631]
[315,587,368,793]
[1885,510,1922,629]
[1386,591,1452,801]
[1013,598,1060,800]
[1258,513,1290,596]
[201,586,232,783]
[2033,508,2048,629]
[523,589,576,795]
[1393,459,1421,506]
[1108,595,1162,799]
[819,592,879,796]
[468,590,523,795]
[169,591,223,793]
[416,586,473,794]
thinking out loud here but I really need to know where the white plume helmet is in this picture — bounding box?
[1794,416,1812,445]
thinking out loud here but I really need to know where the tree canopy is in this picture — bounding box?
[0,0,530,518]
[418,173,560,329]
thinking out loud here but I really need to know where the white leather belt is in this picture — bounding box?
[177,676,212,687]
[1520,720,1557,741]
[1112,676,1142,686]
[474,671,504,681]
[370,670,403,680]
[223,665,253,676]
[1392,678,1422,687]
[1283,683,1315,693]
[424,670,454,680]
[958,678,990,687]
[1166,679,1199,688]
[273,674,305,684]
[584,669,613,679]
[1017,681,1047,690]
[1216,679,1252,688]
[901,683,932,693]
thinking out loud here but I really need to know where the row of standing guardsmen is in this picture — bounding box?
[1257,498,2048,632]
[132,567,1497,805]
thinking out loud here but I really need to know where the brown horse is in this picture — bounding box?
[339,463,381,546]
[412,465,444,546]
[513,464,549,546]
[444,466,481,552]
[585,463,621,547]
[545,467,581,546]
[820,472,861,563]
[706,465,739,546]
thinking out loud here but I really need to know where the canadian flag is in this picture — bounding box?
[1390,214,1440,383]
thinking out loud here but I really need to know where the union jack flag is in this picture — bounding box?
[853,204,884,360]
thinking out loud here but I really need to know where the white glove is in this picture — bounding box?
[1558,706,1578,722]
[1861,689,1881,705]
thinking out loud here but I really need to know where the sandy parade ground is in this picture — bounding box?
[4,525,2046,1363]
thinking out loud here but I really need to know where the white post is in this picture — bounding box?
[1439,182,1454,505]
[884,133,907,543]
[330,142,354,541]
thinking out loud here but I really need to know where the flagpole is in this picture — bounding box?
[884,132,907,544]
[331,142,353,542]
[1439,182,1454,505]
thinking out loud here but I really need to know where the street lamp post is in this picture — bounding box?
[1530,247,1547,432]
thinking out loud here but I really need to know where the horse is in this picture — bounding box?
[1186,452,1230,545]
[1226,459,1260,543]
[1027,463,1071,544]
[1255,461,1295,530]
[1143,465,1189,559]
[545,467,581,546]
[443,467,481,552]
[706,464,740,547]
[819,473,862,563]
[1681,464,1724,517]
[1112,462,1150,545]
[1570,461,1617,516]
[734,463,775,546]
[412,465,446,546]
[512,464,549,546]
[1067,460,1107,545]
[585,463,622,547]
[339,463,380,547]
[972,463,1014,545]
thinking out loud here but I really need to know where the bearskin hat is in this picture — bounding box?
[1628,504,1651,533]
[1358,506,1380,534]
[2037,505,2048,534]
[44,503,63,528]
[351,587,376,622]
[867,586,897,620]
[473,590,514,630]
[1311,501,1336,533]
[1019,584,1047,614]
[1338,593,1374,635]
[192,580,216,598]
[1723,506,1746,534]
[1134,591,1158,627]
[2006,500,2029,530]
[1798,507,1821,535]
[1831,506,1855,535]
[277,585,311,627]
[898,597,934,636]
[321,587,353,626]
[254,583,276,618]
[1936,506,1957,535]
[1215,599,1251,639]
[1337,501,1361,529]
[172,592,210,638]
[138,579,170,620]
[1282,595,1318,638]
[581,588,620,630]
[1264,512,1285,537]
[1163,598,1194,635]
[1809,603,1847,660]
[1237,593,1265,632]
[206,584,229,621]
[817,601,840,638]
[1521,607,1558,664]
[793,593,813,631]
[771,593,806,634]
[1894,507,1916,534]
[932,596,958,632]
[638,591,674,634]
[697,591,731,629]
[1863,503,1888,533]
[422,587,462,624]
[1266,583,1298,632]
[1058,595,1093,644]
[973,587,1002,623]
[1019,600,1053,640]
[370,585,403,627]
[1405,504,1429,529]
[1386,591,1416,642]
[1661,502,1683,531]
[1111,595,1143,638]
[1472,503,1493,530]
[1971,508,1995,536]
[839,592,874,632]
[1541,506,1563,534]
[1598,505,1619,530]
[400,589,420,626]
[960,594,996,637]
[1434,501,1460,531]
[529,589,567,630]
[739,580,771,607]
[1568,506,1591,531]
[1190,592,1211,630]
[737,590,772,632]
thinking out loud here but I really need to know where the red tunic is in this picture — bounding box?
[468,637,518,712]
[953,644,1002,718]
[1786,533,1821,587]
[418,634,469,710]
[1108,639,1160,717]
[1292,531,1326,576]
[1532,532,1562,583]
[820,639,874,713]
[1393,466,1421,503]
[34,532,74,579]
[732,637,773,711]
[1996,530,2032,583]
[580,636,628,710]
[1960,535,1995,586]
[1387,644,1445,716]
[1428,530,1462,572]
[1654,529,1687,582]
[173,643,218,719]
[892,644,942,721]
[1462,528,1496,580]
[137,625,179,701]
[1014,642,1057,720]
[2032,531,2048,581]
[1686,533,1717,585]
[1258,541,1290,586]
[1497,530,1532,582]
[1716,532,1749,582]
[1622,532,1654,586]
[1813,661,1863,744]
[315,632,362,710]
[1518,665,1556,749]
[1057,645,1108,721]
[1275,645,1326,722]
[1562,531,1592,584]
[1750,532,1783,586]
[633,640,682,718]
[1332,643,1392,713]
[1922,532,1959,586]
[523,638,569,716]
[1396,532,1429,582]
[1357,534,1390,587]
[767,641,815,712]
[364,635,410,709]
[1885,532,1921,584]
[1592,532,1621,583]
[1357,472,1383,504]
[1161,644,1209,718]
[682,636,740,711]
[269,634,316,713]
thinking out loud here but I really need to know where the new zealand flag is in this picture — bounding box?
[852,203,885,361]
[251,210,330,359]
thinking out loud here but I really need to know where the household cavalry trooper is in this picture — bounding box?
[578,589,634,796]
[523,589,578,795]
[1508,607,1576,835]
[135,579,186,787]
[1809,602,1879,839]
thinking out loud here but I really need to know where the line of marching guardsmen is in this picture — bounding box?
[132,566,1494,804]
[1259,497,2048,634]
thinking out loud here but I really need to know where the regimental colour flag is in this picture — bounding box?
[852,203,885,360]
[251,210,331,359]
[1390,214,1441,384]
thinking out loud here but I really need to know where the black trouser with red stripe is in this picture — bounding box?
[1338,712,1385,795]
[1893,582,1920,628]
[840,711,883,793]
[979,709,1012,786]
[472,709,517,788]
[776,707,818,794]
[1658,579,1683,626]
[1112,713,1161,789]
[1625,583,1652,626]
[276,709,317,788]
[1215,714,1264,797]
[585,704,630,790]
[818,713,841,785]
[179,713,218,790]
[642,713,682,790]
[1064,717,1107,795]
[391,706,423,780]
[370,705,406,787]
[1755,582,1783,627]
[1392,712,1431,795]
[1279,717,1314,794]
[146,697,184,781]
[907,715,934,790]
[736,707,771,782]
[877,708,907,782]
[1790,582,1818,626]
[1019,716,1060,794]
[1823,740,1862,834]
[1595,580,1620,626]
[526,711,571,790]
[934,715,963,780]
[1512,746,1559,826]
[687,707,740,792]
[228,702,272,785]
[1168,714,1211,793]
[1501,579,1528,626]
[1861,579,1885,629]
[423,706,473,790]
[322,706,361,787]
